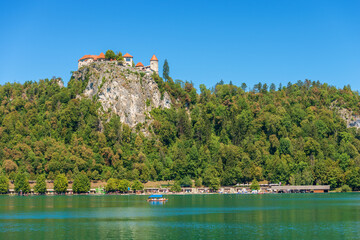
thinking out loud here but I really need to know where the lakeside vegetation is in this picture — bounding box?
[0,63,360,193]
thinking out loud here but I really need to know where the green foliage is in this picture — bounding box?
[116,52,123,62]
[163,59,170,80]
[105,178,118,192]
[54,174,68,194]
[195,178,202,187]
[179,176,193,187]
[170,182,182,192]
[250,179,260,190]
[34,174,47,194]
[105,50,116,60]
[118,179,130,193]
[335,184,352,192]
[0,175,9,194]
[131,180,144,191]
[73,172,90,193]
[14,172,30,193]
[0,76,359,190]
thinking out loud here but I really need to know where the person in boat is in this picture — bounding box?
[147,194,168,201]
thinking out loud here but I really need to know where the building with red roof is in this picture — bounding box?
[135,62,144,67]
[78,53,105,69]
[77,51,158,74]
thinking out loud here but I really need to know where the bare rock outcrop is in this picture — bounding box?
[330,101,360,128]
[72,61,171,127]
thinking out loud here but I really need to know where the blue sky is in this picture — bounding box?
[0,0,359,90]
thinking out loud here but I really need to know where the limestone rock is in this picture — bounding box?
[71,61,171,127]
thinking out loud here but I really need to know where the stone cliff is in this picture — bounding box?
[71,61,171,128]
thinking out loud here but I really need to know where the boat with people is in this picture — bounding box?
[147,194,168,202]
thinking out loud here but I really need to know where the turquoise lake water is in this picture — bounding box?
[0,193,359,239]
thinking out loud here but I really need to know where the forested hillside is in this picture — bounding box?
[1,73,360,190]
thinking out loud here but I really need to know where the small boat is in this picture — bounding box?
[147,194,168,202]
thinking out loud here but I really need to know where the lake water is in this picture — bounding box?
[0,193,359,239]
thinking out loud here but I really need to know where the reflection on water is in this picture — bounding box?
[0,194,359,239]
[148,201,167,206]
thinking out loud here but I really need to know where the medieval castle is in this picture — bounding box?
[78,52,159,74]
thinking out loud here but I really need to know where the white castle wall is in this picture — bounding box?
[150,60,158,74]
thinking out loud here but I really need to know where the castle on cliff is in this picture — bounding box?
[78,52,159,74]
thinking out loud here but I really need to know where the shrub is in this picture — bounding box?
[0,175,9,194]
[54,174,68,194]
[34,174,47,194]
[73,173,90,193]
[14,172,31,193]
[335,184,352,192]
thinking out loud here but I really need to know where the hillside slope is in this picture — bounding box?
[0,72,360,190]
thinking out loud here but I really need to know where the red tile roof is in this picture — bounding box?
[98,52,105,59]
[123,53,133,58]
[150,55,158,61]
[78,53,105,62]
[136,62,144,67]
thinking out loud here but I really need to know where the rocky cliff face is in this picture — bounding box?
[71,61,171,127]
[330,101,360,128]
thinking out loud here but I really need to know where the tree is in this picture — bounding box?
[270,83,276,92]
[131,180,144,192]
[73,173,90,193]
[250,179,260,190]
[241,83,247,92]
[14,172,31,193]
[0,175,9,194]
[105,50,116,60]
[170,182,182,192]
[209,177,220,191]
[54,174,68,194]
[118,179,131,193]
[195,178,202,187]
[105,178,118,192]
[34,174,47,194]
[163,59,169,80]
[179,176,193,187]
[116,52,123,62]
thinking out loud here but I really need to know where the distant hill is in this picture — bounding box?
[0,62,359,190]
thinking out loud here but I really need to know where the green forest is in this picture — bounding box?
[1,70,360,190]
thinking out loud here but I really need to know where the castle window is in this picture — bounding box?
[126,58,131,62]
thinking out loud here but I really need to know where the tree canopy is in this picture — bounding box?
[54,174,68,194]
[73,172,90,193]
[14,172,30,193]
[34,174,47,194]
[0,76,360,190]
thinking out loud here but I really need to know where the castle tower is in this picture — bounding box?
[150,55,158,74]
[123,53,133,66]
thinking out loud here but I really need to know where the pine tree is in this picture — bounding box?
[163,59,169,80]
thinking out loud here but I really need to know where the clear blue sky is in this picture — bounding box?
[0,0,359,90]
